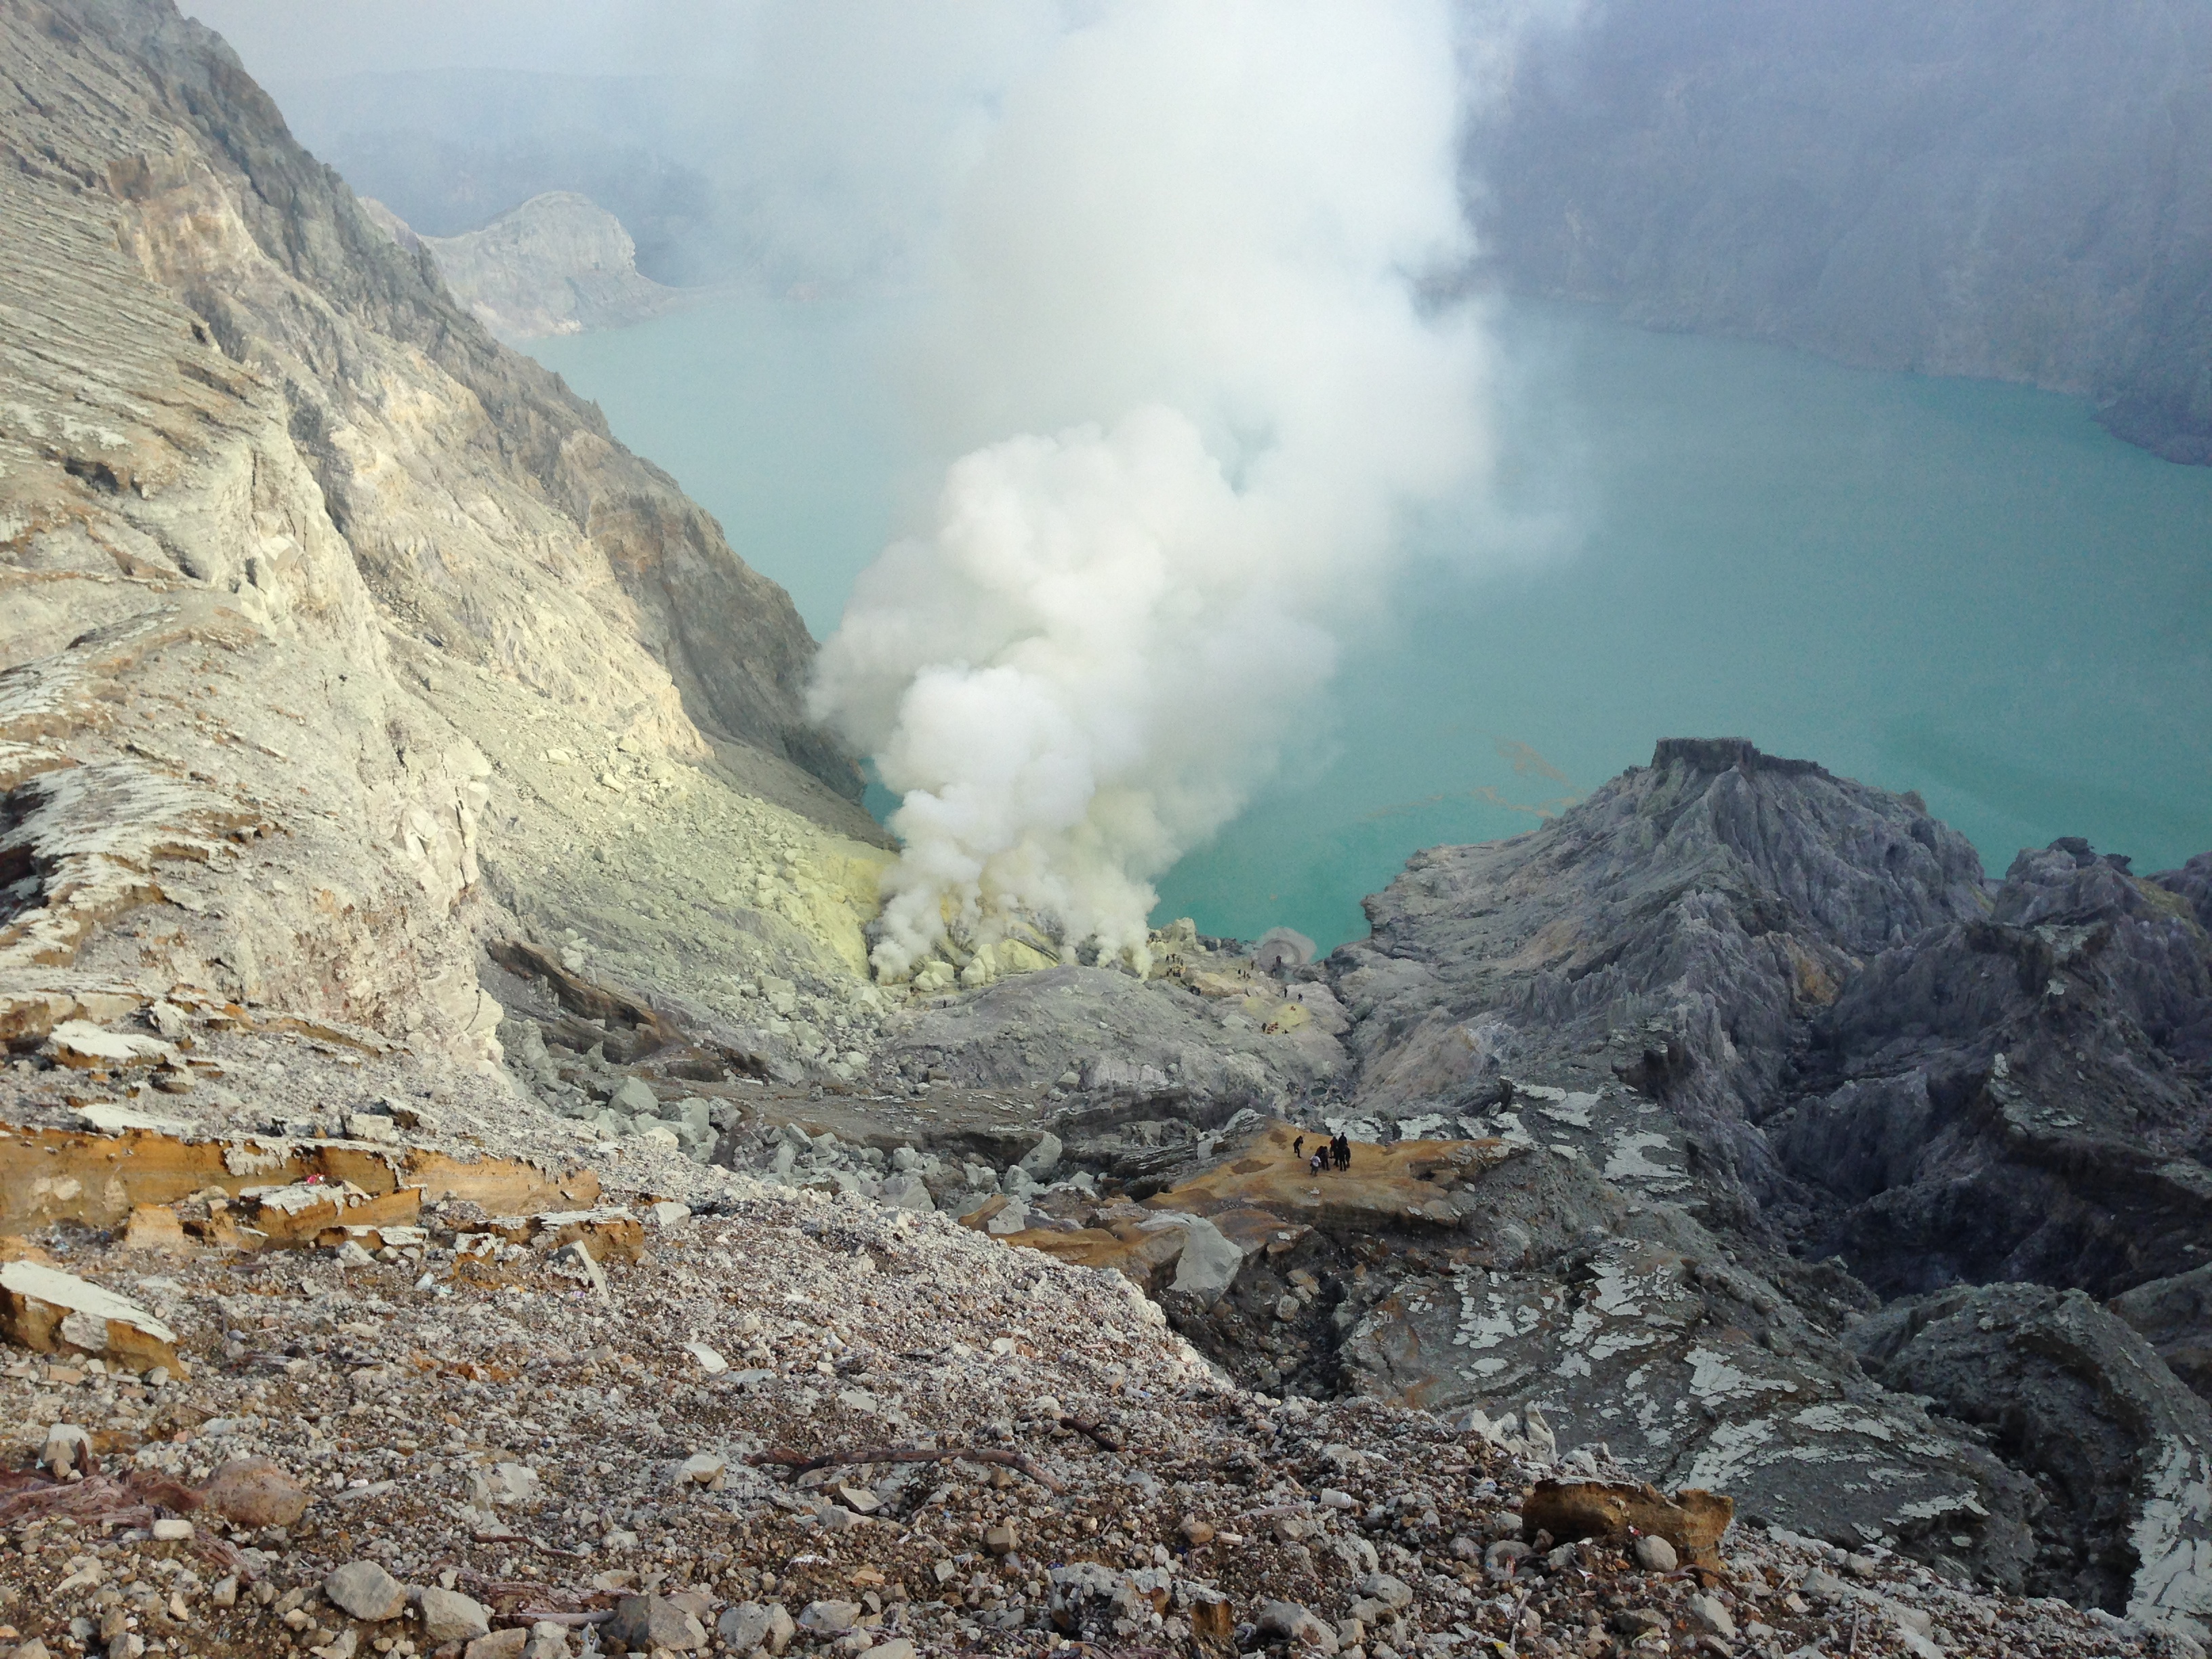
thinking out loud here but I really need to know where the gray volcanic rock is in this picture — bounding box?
[885,964,1345,1114]
[2112,1265,2212,1404]
[2163,851,2212,944]
[1338,1176,2040,1588]
[1851,1283,2212,1623]
[1336,739,2212,1300]
[1336,737,1988,1237]
[1329,741,2211,1614]
[1781,837,2212,1297]
[1476,0,2212,464]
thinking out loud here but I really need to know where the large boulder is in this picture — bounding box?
[1163,1215,1246,1310]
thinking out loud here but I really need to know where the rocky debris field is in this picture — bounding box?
[11,912,2212,1639]
[1,1150,2197,1659]
[4,4,2212,1654]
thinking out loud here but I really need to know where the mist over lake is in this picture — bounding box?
[531,291,2212,950]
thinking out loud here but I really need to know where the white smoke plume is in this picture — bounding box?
[809,0,1490,979]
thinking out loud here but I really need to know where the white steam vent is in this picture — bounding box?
[810,0,1490,979]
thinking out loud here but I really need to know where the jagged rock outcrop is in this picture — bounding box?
[1336,739,2212,1298]
[0,0,879,1081]
[1317,737,2212,1610]
[365,190,689,340]
[1851,1284,2212,1622]
[1781,837,2212,1297]
[1476,0,2212,464]
[1338,1205,2043,1591]
[1335,738,1988,1234]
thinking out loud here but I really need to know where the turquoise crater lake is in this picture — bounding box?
[529,296,2212,952]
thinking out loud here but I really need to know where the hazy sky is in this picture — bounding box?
[184,1,1113,91]
[186,1,778,82]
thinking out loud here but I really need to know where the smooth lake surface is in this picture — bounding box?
[531,296,2212,951]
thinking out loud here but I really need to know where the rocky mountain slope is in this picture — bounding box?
[1307,738,2212,1622]
[5,5,2212,1658]
[0,0,887,1091]
[1474,0,2212,464]
[0,1145,2171,1659]
[1338,739,2212,1300]
[363,193,690,342]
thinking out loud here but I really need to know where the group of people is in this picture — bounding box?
[1294,1132,1352,1174]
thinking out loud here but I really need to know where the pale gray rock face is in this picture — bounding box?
[1851,1282,2212,1624]
[367,190,690,342]
[0,0,873,1078]
[879,962,1346,1141]
[1475,0,2212,464]
[1338,1188,2037,1591]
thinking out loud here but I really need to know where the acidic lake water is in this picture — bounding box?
[531,296,2212,952]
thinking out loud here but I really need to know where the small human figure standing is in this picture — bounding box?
[1333,1133,1350,1170]
[1293,1135,1305,1159]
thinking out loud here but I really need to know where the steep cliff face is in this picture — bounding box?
[0,0,879,1075]
[1852,1284,2212,1620]
[1476,0,2212,463]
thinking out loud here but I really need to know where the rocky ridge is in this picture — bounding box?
[363,194,691,342]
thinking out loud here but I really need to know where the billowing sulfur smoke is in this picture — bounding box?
[809,0,1488,980]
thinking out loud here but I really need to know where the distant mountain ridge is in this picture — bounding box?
[1472,0,2212,464]
[365,190,691,340]
[281,23,2212,461]
[270,67,726,285]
